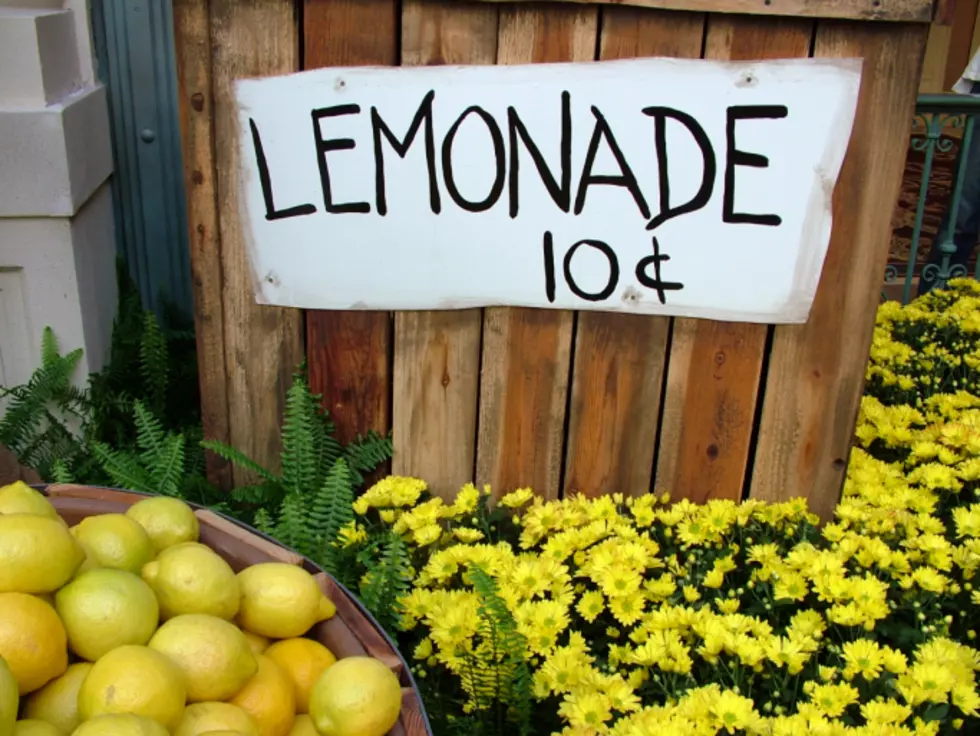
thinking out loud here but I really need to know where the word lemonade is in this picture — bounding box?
[235,57,860,322]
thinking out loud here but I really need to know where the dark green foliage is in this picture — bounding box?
[201,372,393,567]
[468,567,534,736]
[358,532,412,633]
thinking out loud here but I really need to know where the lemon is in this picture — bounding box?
[1,656,17,735]
[0,592,68,694]
[70,514,155,574]
[244,632,271,656]
[71,714,171,736]
[175,703,261,736]
[309,657,401,736]
[198,732,252,736]
[126,497,200,553]
[237,564,336,639]
[56,568,159,661]
[148,614,256,702]
[0,514,84,593]
[265,638,336,713]
[142,542,240,620]
[13,719,63,735]
[287,715,319,736]
[229,655,295,736]
[78,644,186,729]
[0,482,60,520]
[24,662,93,733]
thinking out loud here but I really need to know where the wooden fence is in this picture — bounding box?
[174,0,942,522]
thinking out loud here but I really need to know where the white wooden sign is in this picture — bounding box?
[233,57,861,323]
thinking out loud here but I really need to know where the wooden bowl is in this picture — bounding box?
[38,483,432,736]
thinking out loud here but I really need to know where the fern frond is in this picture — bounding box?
[140,311,169,415]
[469,566,534,734]
[280,378,318,497]
[275,493,309,555]
[149,433,185,497]
[50,458,73,484]
[253,508,276,536]
[133,400,167,465]
[359,533,411,633]
[309,458,355,574]
[90,441,155,494]
[40,326,60,366]
[344,430,393,484]
[201,439,278,483]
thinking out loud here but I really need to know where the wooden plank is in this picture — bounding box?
[303,0,397,450]
[472,0,934,23]
[562,7,702,499]
[173,0,232,488]
[392,0,499,500]
[475,5,596,502]
[208,0,305,484]
[944,0,978,88]
[749,21,929,522]
[920,22,953,93]
[654,15,813,504]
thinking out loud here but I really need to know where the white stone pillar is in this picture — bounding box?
[0,0,117,391]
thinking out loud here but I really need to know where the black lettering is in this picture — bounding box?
[563,239,619,302]
[311,104,370,214]
[543,231,557,303]
[642,107,716,232]
[574,106,650,219]
[250,118,316,221]
[635,237,684,305]
[371,91,440,216]
[508,92,572,218]
[724,105,788,226]
[442,106,506,213]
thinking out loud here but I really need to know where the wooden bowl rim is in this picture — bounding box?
[33,482,434,736]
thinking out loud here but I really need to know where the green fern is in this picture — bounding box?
[50,458,73,484]
[359,533,412,633]
[140,312,169,416]
[201,440,278,484]
[90,440,156,493]
[309,458,355,576]
[467,566,534,735]
[281,378,319,497]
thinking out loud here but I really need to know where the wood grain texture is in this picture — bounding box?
[391,0,499,500]
[561,7,702,499]
[303,0,398,449]
[173,0,232,488]
[653,15,813,505]
[208,0,305,485]
[472,0,935,23]
[749,21,928,522]
[475,4,596,502]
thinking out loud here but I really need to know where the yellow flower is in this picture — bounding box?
[711,690,757,734]
[499,487,534,508]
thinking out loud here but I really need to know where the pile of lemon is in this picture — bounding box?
[0,482,403,736]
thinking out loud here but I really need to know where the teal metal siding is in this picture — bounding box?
[91,0,192,319]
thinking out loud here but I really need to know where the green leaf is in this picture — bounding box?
[922,704,949,722]
[201,439,279,484]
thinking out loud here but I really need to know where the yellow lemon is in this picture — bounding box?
[0,592,68,694]
[0,656,17,735]
[77,644,186,729]
[244,632,271,656]
[174,703,261,736]
[148,614,256,702]
[309,657,401,736]
[229,655,295,736]
[287,715,320,736]
[24,662,93,734]
[0,514,84,593]
[70,514,154,574]
[0,482,60,521]
[71,713,170,736]
[265,638,336,713]
[141,542,240,620]
[13,719,63,735]
[237,564,336,639]
[55,568,159,661]
[125,497,200,553]
[198,732,251,736]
